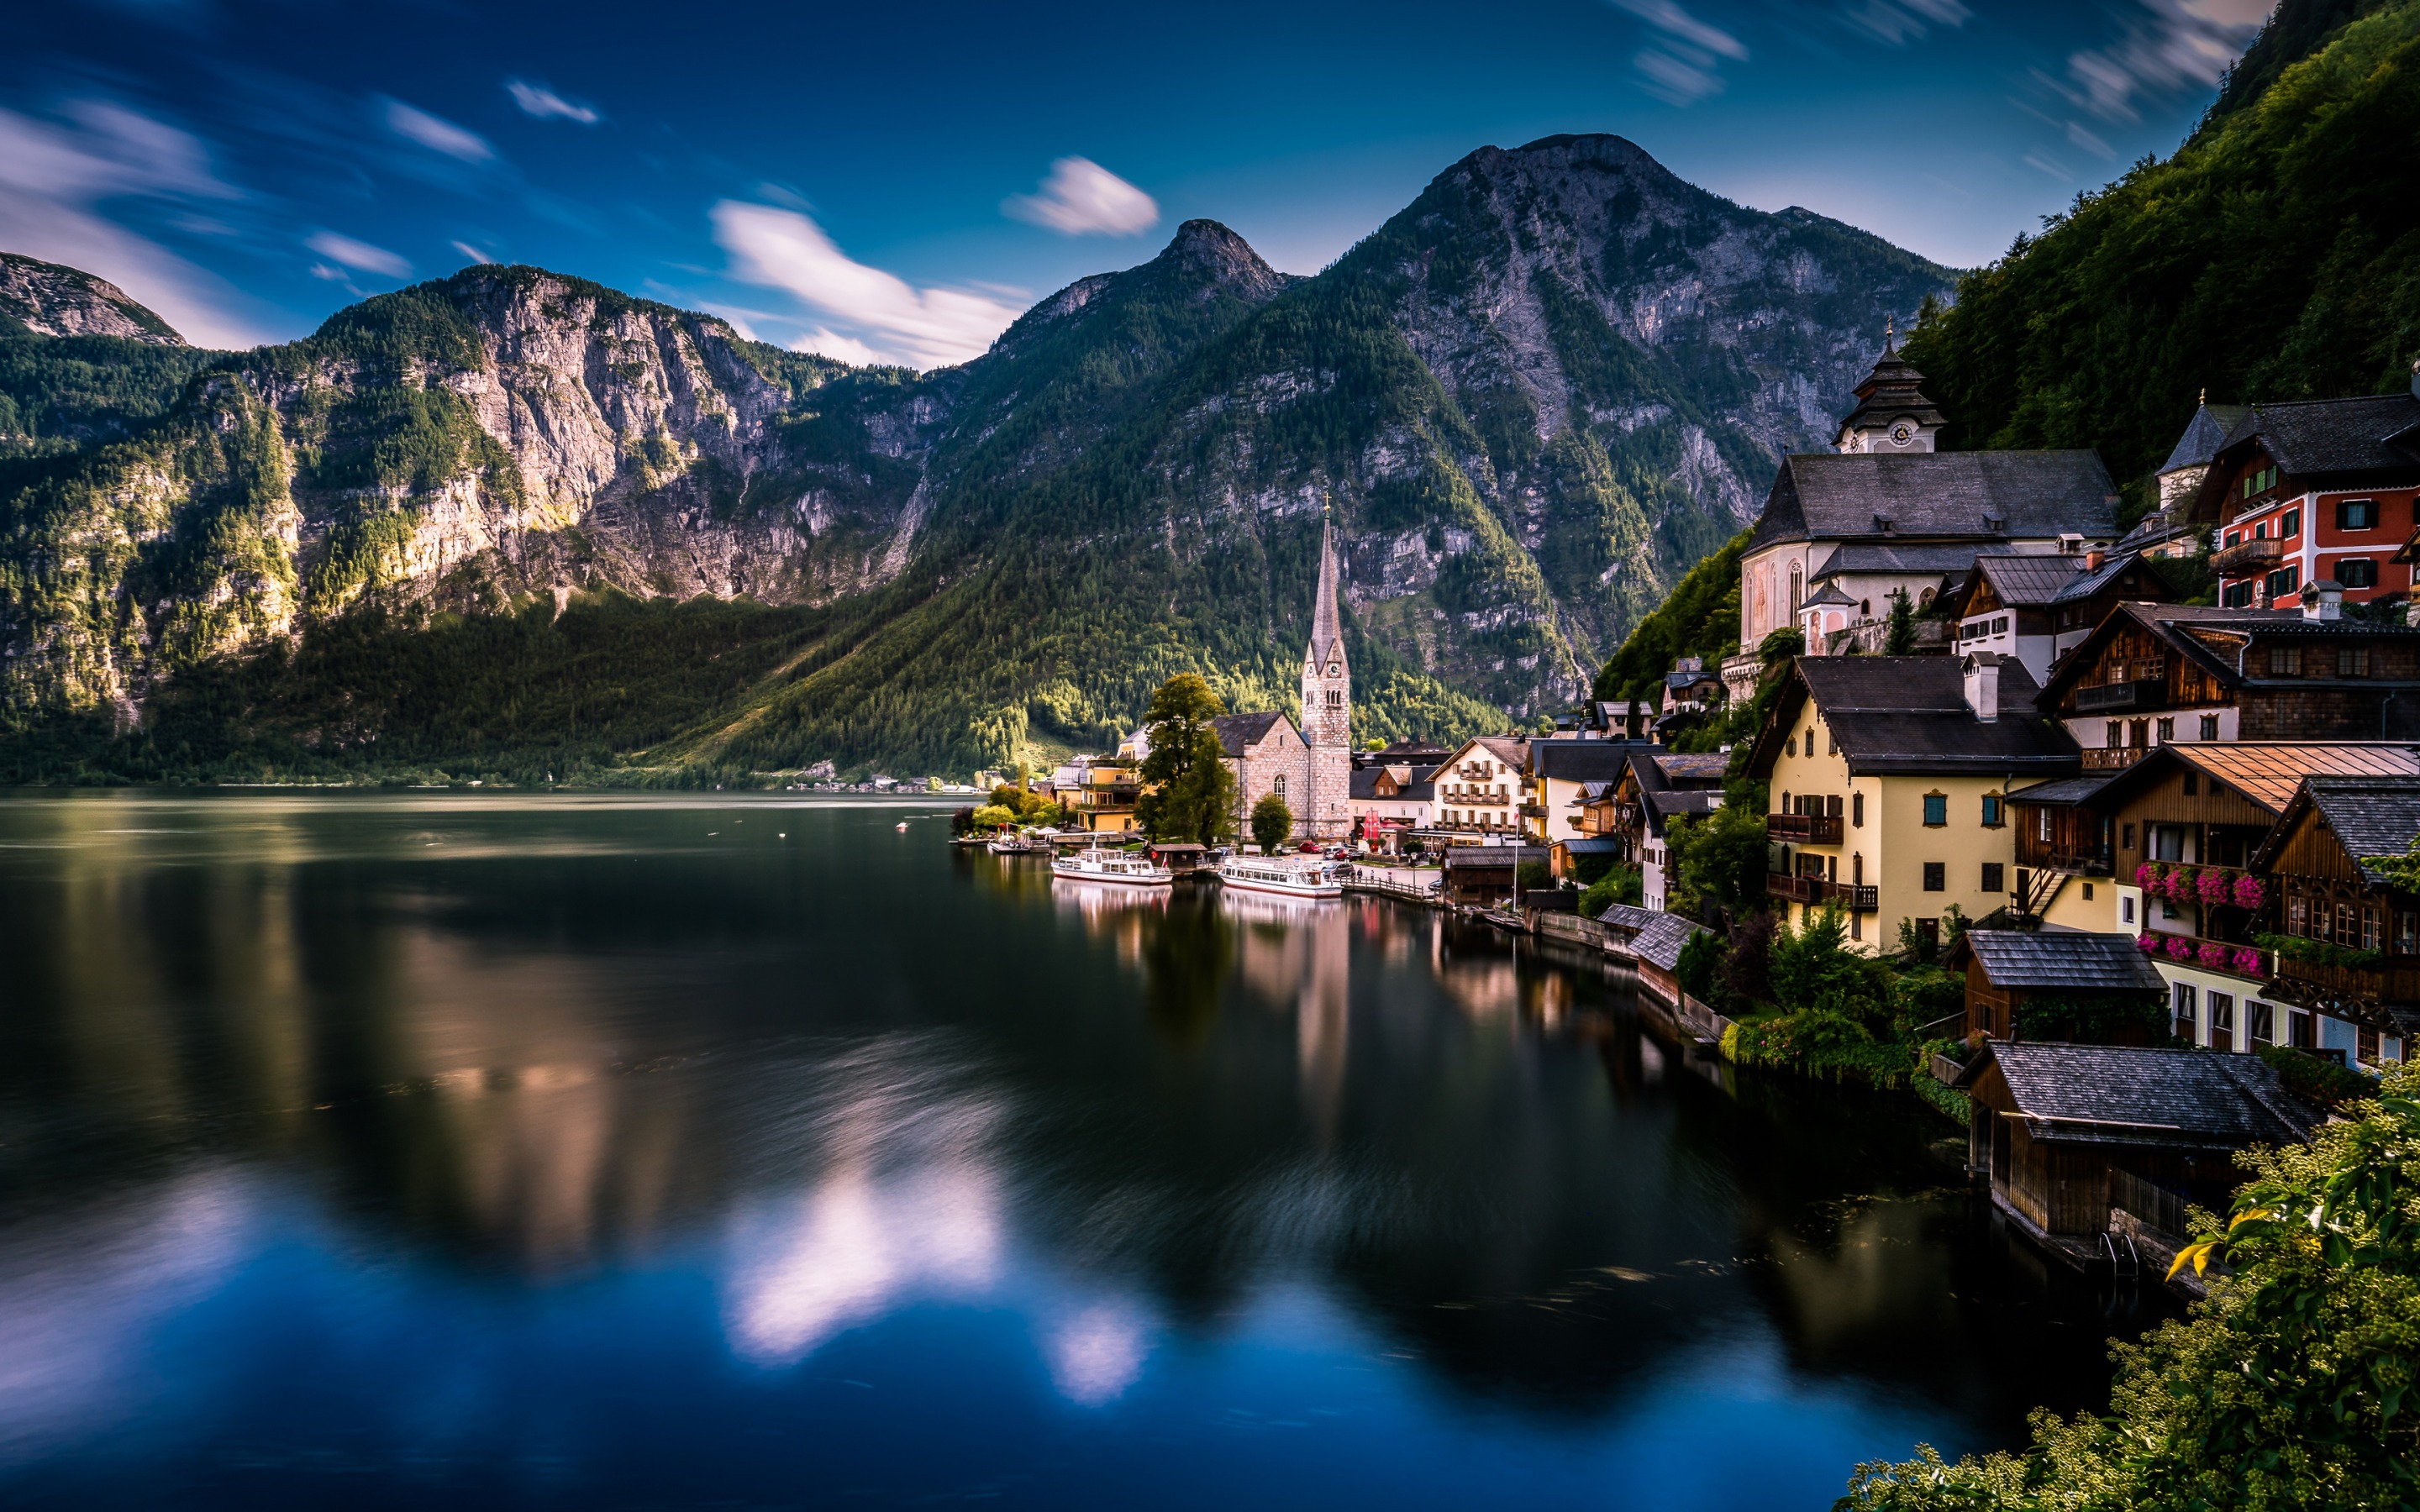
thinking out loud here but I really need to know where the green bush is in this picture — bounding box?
[2258,1042,2377,1110]
[1579,864,1642,916]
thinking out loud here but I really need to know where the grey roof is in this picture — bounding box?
[1532,739,1651,782]
[1630,912,1707,974]
[1972,553,2089,607]
[1802,581,1859,608]
[1812,542,2019,580]
[1954,1042,2318,1150]
[1444,845,1552,869]
[1836,345,1947,438]
[2049,549,2152,604]
[1212,711,1294,756]
[1642,787,1720,836]
[1556,837,1624,855]
[1348,764,1435,802]
[1596,902,1662,932]
[2302,775,2420,883]
[1652,751,1730,785]
[1761,656,2081,775]
[1955,930,2166,991]
[1750,450,2121,552]
[2215,392,2420,479]
[2007,774,2117,806]
[1307,517,1347,669]
[2159,402,2253,475]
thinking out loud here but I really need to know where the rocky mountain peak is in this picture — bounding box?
[1156,218,1286,300]
[0,252,187,345]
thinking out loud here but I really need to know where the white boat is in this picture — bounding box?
[1051,848,1174,887]
[986,829,1039,854]
[1215,855,1345,899]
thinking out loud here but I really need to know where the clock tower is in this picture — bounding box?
[1835,320,1945,454]
[1298,510,1353,841]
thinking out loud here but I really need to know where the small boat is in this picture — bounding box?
[1052,848,1174,888]
[1215,855,1345,899]
[896,822,909,832]
[986,830,1039,854]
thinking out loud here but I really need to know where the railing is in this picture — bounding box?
[2081,746,2150,770]
[2212,537,2284,576]
[2025,847,2114,875]
[2270,953,2420,1000]
[1765,874,1878,911]
[2074,678,2169,713]
[1767,812,1843,844]
[1518,803,1547,819]
[2140,933,2270,979]
[1346,867,1444,902]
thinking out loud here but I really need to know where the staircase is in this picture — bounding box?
[2019,866,2075,921]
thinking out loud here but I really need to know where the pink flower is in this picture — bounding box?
[2137,932,2160,953]
[2232,947,2265,975]
[2164,936,2194,960]
[2135,863,2160,891]
[2197,941,2229,969]
[2232,874,2265,910]
[2197,869,2233,905]
[2168,866,2196,901]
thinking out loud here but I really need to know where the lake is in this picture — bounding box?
[0,794,2170,1509]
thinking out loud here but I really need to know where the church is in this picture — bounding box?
[1210,512,1355,843]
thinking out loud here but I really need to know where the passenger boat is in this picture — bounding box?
[986,830,1039,854]
[1214,855,1345,899]
[1051,848,1175,888]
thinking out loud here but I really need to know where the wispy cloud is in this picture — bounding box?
[712,200,1023,369]
[1841,0,1969,46]
[381,98,493,162]
[0,97,276,347]
[1608,0,1749,106]
[2051,0,2270,122]
[450,239,495,265]
[1002,157,1159,237]
[307,229,409,279]
[506,79,602,125]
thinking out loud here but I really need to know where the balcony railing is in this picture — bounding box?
[1765,874,1879,911]
[2081,746,2150,770]
[2212,536,2284,576]
[1767,812,1843,844]
[2271,953,2420,1002]
[2139,932,2270,979]
[2074,678,2170,713]
[1518,803,1547,819]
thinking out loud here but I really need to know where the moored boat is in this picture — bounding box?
[1215,855,1345,899]
[1051,847,1175,887]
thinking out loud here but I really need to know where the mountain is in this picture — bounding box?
[0,136,1955,782]
[0,253,186,344]
[1900,0,2420,494]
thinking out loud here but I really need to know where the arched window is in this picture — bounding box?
[1789,563,1803,611]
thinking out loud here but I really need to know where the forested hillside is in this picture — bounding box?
[1901,0,2420,488]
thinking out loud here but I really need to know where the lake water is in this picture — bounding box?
[0,794,2171,1509]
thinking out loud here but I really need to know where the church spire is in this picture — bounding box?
[1309,501,1344,671]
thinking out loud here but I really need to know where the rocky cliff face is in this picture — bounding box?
[0,253,187,344]
[0,139,1956,771]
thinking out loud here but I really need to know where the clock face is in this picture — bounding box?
[1889,421,1917,445]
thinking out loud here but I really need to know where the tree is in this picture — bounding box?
[1666,780,1773,919]
[1134,674,1237,845]
[1766,902,1891,1029]
[969,804,1016,832]
[1250,793,1293,853]
[1842,1064,2420,1511]
[1883,588,1918,655]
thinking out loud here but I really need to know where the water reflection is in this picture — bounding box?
[0,796,2172,1509]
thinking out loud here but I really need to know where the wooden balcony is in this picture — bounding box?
[2212,536,2284,576]
[2081,746,2150,770]
[2073,678,2170,713]
[1765,873,1879,911]
[2271,953,2420,1003]
[1767,812,1843,844]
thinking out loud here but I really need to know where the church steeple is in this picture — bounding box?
[1307,507,1345,675]
[1298,503,1352,840]
[1835,321,1946,454]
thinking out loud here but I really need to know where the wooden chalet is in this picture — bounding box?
[2248,774,2420,1065]
[1949,1042,2318,1244]
[1946,930,2166,1042]
[1940,549,2170,685]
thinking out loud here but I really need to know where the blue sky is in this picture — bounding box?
[3,0,2274,360]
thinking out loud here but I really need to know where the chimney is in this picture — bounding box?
[2302,580,2344,622]
[1963,652,2001,722]
[2085,549,2106,571]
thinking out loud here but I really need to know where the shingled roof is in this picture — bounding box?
[2244,774,2420,886]
[1812,543,2021,580]
[2159,400,2252,475]
[2216,393,2420,478]
[1749,451,2121,553]
[1532,739,1649,782]
[1642,787,1721,836]
[1952,1042,2320,1150]
[1750,655,2081,777]
[1951,930,2166,992]
[2037,601,2420,706]
[1211,711,1294,757]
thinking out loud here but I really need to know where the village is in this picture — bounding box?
[965,338,2420,1294]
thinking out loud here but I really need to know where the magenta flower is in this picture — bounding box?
[2232,874,2265,910]
[2196,941,2230,969]
[2135,862,2161,891]
[2196,869,2233,906]
[2137,932,2160,953]
[2165,936,2194,961]
[2168,866,2197,901]
[2232,947,2265,975]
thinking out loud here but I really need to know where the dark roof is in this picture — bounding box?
[1212,711,1293,757]
[1629,912,1707,974]
[1749,450,2120,552]
[1555,837,1624,856]
[1596,903,1662,932]
[2007,774,2117,806]
[1802,581,1859,608]
[1449,736,1531,769]
[2301,775,2420,883]
[1753,655,2080,776]
[1652,751,1730,785]
[2214,392,2420,479]
[1835,344,1947,440]
[2158,401,2252,475]
[1951,930,2166,992]
[1642,788,1721,836]
[1665,666,1725,687]
[2050,550,2155,605]
[1812,542,2018,580]
[1952,1042,2318,1150]
[1971,553,2088,607]
[1349,764,1436,802]
[1532,739,1650,781]
[2038,601,2420,703]
[1371,737,1452,759]
[1444,845,1552,869]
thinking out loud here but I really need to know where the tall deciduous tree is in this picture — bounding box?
[1135,674,1237,845]
[1249,794,1293,854]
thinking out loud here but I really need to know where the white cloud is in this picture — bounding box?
[2054,0,2270,122]
[1608,0,1749,105]
[1003,157,1159,237]
[307,230,410,279]
[0,98,279,347]
[450,239,495,265]
[506,80,602,125]
[382,98,494,162]
[712,200,1024,370]
[1842,0,1969,45]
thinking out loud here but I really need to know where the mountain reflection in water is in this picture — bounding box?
[0,795,2172,1510]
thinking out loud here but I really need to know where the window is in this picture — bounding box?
[1325,689,1342,707]
[1923,862,1945,891]
[2282,507,2301,538]
[2210,992,2236,1051]
[2158,717,2175,743]
[2289,895,2307,935]
[2336,558,2378,588]
[1827,794,1843,819]
[2106,720,2123,747]
[1827,730,1838,755]
[2201,714,2220,739]
[2339,646,2371,676]
[2401,911,2418,955]
[2123,822,2136,851]
[2267,565,2301,600]
[2249,1000,2275,1047]
[2365,904,2381,952]
[2182,770,2199,795]
[2339,498,2379,531]
[1852,792,1865,828]
[2223,580,2256,607]
[2269,646,2302,675]
[1981,862,2004,892]
[1786,735,1797,757]
[2174,982,2198,1042]
[2338,901,2357,943]
[1272,775,1286,800]
[2083,882,2096,900]
[2289,1010,2314,1048]
[2123,895,2137,925]
[2129,720,2149,748]
[1981,794,2003,827]
[1923,793,1948,827]
[2038,809,2052,842]
[2224,530,2241,548]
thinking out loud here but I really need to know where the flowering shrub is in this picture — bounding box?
[2167,865,2197,900]
[2137,932,2160,953]
[2197,941,2231,969]
[2196,868,2234,906]
[2232,947,2265,975]
[2165,936,2195,960]
[2135,862,2163,892]
[2232,873,2265,910]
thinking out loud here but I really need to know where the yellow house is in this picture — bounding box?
[1070,757,1141,833]
[1746,653,2081,950]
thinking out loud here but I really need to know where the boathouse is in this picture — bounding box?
[1946,930,2166,1042]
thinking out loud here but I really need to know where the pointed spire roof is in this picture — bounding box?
[1309,507,1345,669]
[1836,321,1945,441]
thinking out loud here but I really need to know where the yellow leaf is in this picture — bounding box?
[2229,1208,2271,1232]
[2194,1245,2213,1276]
[2165,1242,2207,1282]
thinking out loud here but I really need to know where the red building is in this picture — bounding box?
[2193,386,2420,611]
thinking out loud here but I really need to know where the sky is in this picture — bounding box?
[3,0,2276,362]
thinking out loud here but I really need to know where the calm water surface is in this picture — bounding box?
[0,795,2171,1509]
